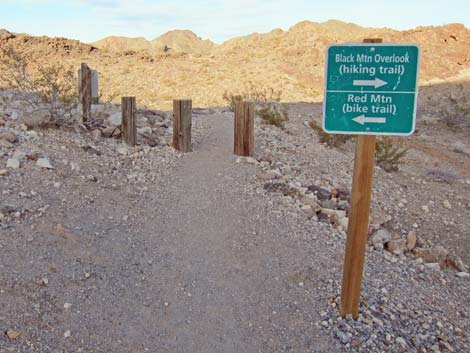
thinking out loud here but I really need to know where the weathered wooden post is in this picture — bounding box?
[79,63,92,123]
[173,99,192,152]
[121,96,137,146]
[234,100,254,156]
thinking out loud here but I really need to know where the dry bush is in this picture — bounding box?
[442,83,470,129]
[0,45,78,127]
[257,102,289,128]
[309,119,353,147]
[222,81,282,112]
[375,137,408,172]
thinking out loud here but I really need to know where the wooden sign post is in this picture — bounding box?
[234,100,254,157]
[173,99,192,152]
[121,96,137,147]
[322,38,420,318]
[79,63,92,123]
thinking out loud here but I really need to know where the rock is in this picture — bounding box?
[12,150,27,160]
[456,272,470,279]
[415,246,449,263]
[6,158,20,169]
[386,238,407,254]
[443,200,452,209]
[307,185,330,201]
[82,144,101,155]
[36,157,54,169]
[0,138,13,148]
[336,330,350,344]
[90,129,102,140]
[0,213,5,222]
[331,186,350,201]
[445,254,467,272]
[64,330,71,338]
[301,205,316,218]
[64,302,73,310]
[300,195,320,210]
[257,171,281,181]
[0,168,8,176]
[369,228,392,246]
[6,330,21,340]
[424,262,441,271]
[0,131,17,143]
[245,157,259,165]
[396,337,407,349]
[102,126,120,138]
[320,198,337,209]
[319,208,345,218]
[406,231,417,251]
[117,146,129,156]
[137,127,152,135]
[339,217,349,229]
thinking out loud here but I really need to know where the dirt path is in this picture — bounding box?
[1,113,341,352]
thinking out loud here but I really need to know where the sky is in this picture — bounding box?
[1,0,469,43]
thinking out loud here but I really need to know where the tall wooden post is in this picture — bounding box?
[80,63,92,124]
[234,100,254,157]
[173,99,192,152]
[340,38,382,319]
[121,97,137,147]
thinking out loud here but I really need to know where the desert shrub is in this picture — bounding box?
[257,102,289,128]
[375,136,408,172]
[309,119,353,147]
[0,45,78,127]
[441,83,470,129]
[424,168,461,184]
[223,81,282,112]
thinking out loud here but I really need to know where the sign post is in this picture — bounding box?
[322,39,420,318]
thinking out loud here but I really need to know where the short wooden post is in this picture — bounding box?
[340,38,382,319]
[121,97,137,147]
[234,100,254,157]
[80,63,92,123]
[173,99,192,152]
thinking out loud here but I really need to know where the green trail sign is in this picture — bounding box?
[323,44,420,136]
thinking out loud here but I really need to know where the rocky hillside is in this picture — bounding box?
[1,21,469,109]
[93,30,214,55]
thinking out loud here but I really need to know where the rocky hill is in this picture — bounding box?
[93,30,214,55]
[1,21,469,108]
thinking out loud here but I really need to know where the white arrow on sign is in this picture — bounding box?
[353,77,388,88]
[352,115,387,125]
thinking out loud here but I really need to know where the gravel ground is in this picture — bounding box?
[0,105,469,352]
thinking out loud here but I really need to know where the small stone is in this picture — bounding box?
[0,131,17,143]
[424,262,441,271]
[421,205,429,213]
[443,200,451,209]
[117,146,129,156]
[37,157,54,169]
[456,272,470,279]
[337,330,350,344]
[64,302,72,309]
[41,277,49,285]
[64,330,71,338]
[0,168,8,176]
[245,157,259,165]
[369,228,392,246]
[396,337,407,348]
[6,158,20,169]
[0,139,13,148]
[415,246,449,263]
[406,231,417,251]
[6,330,21,340]
[386,238,407,254]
